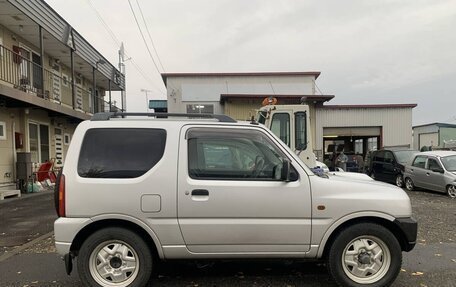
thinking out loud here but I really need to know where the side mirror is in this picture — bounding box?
[281,159,291,182]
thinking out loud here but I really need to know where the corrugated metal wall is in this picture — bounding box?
[315,107,413,151]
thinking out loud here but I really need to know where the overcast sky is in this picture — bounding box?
[45,0,455,125]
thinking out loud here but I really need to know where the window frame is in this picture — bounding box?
[0,121,6,140]
[412,156,427,169]
[295,111,307,151]
[77,128,166,179]
[186,127,298,182]
[270,112,291,147]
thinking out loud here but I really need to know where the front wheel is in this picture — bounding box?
[447,185,456,198]
[404,177,414,191]
[77,227,153,287]
[327,223,402,287]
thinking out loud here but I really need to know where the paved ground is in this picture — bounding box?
[0,189,455,287]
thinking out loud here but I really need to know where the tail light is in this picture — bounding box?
[54,173,66,217]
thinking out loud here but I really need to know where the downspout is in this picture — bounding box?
[12,120,16,183]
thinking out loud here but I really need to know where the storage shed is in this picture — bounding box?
[413,123,456,150]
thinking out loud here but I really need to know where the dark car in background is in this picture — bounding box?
[367,149,419,187]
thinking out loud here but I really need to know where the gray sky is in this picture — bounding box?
[46,0,456,125]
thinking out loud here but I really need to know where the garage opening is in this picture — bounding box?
[322,127,381,172]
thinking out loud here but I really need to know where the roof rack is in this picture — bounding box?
[91,112,237,123]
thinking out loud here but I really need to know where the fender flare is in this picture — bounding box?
[316,211,395,258]
[74,214,164,259]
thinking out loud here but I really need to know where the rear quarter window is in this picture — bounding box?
[78,128,166,178]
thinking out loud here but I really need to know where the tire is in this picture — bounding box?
[327,223,402,287]
[77,227,153,287]
[395,174,404,188]
[404,177,414,191]
[447,185,456,198]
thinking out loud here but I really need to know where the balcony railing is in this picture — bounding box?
[0,45,120,115]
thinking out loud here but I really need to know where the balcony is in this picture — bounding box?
[0,45,121,117]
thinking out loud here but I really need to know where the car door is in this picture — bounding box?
[382,151,396,183]
[409,156,427,188]
[425,157,446,192]
[177,125,312,254]
[372,151,385,180]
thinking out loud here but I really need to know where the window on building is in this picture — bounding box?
[186,104,214,114]
[270,113,290,147]
[0,121,6,140]
[64,133,71,145]
[78,128,166,178]
[29,122,50,163]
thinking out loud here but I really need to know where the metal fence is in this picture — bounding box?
[0,45,120,114]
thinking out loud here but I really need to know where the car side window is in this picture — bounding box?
[412,156,426,169]
[384,152,394,164]
[373,151,384,162]
[427,158,441,171]
[78,128,166,178]
[187,128,297,181]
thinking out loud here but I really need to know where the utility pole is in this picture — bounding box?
[119,42,126,112]
[141,89,152,112]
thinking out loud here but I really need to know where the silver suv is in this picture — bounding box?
[54,112,417,287]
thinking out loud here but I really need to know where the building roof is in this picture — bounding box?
[413,122,456,129]
[322,104,417,109]
[219,94,334,103]
[161,72,321,85]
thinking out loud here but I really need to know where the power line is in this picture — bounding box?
[128,0,163,75]
[136,0,166,72]
[85,0,166,95]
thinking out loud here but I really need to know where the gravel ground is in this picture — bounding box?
[406,189,455,244]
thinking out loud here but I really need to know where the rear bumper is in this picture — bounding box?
[394,217,418,252]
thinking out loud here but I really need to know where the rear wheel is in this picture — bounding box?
[447,185,456,198]
[395,174,404,188]
[327,223,402,287]
[77,227,153,287]
[404,177,414,191]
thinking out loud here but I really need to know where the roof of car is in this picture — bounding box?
[417,150,456,157]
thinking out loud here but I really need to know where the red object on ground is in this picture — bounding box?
[35,161,57,183]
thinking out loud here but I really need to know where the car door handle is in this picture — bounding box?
[191,189,209,196]
[426,172,430,176]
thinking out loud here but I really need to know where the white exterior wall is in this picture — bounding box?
[412,124,439,150]
[166,75,315,114]
[315,107,413,152]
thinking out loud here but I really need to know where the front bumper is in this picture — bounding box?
[394,217,418,252]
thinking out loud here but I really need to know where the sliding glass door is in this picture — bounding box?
[29,122,50,163]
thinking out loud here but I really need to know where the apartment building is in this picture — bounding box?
[0,0,125,187]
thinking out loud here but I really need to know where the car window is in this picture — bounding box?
[441,155,456,171]
[393,150,418,164]
[270,113,290,147]
[427,158,441,171]
[78,128,166,178]
[412,156,426,169]
[373,151,384,162]
[187,128,295,181]
[384,152,394,164]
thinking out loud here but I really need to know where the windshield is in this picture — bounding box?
[393,150,418,163]
[441,155,456,171]
[257,111,267,124]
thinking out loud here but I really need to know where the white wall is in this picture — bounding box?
[166,75,315,114]
[315,107,414,152]
[412,124,439,150]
